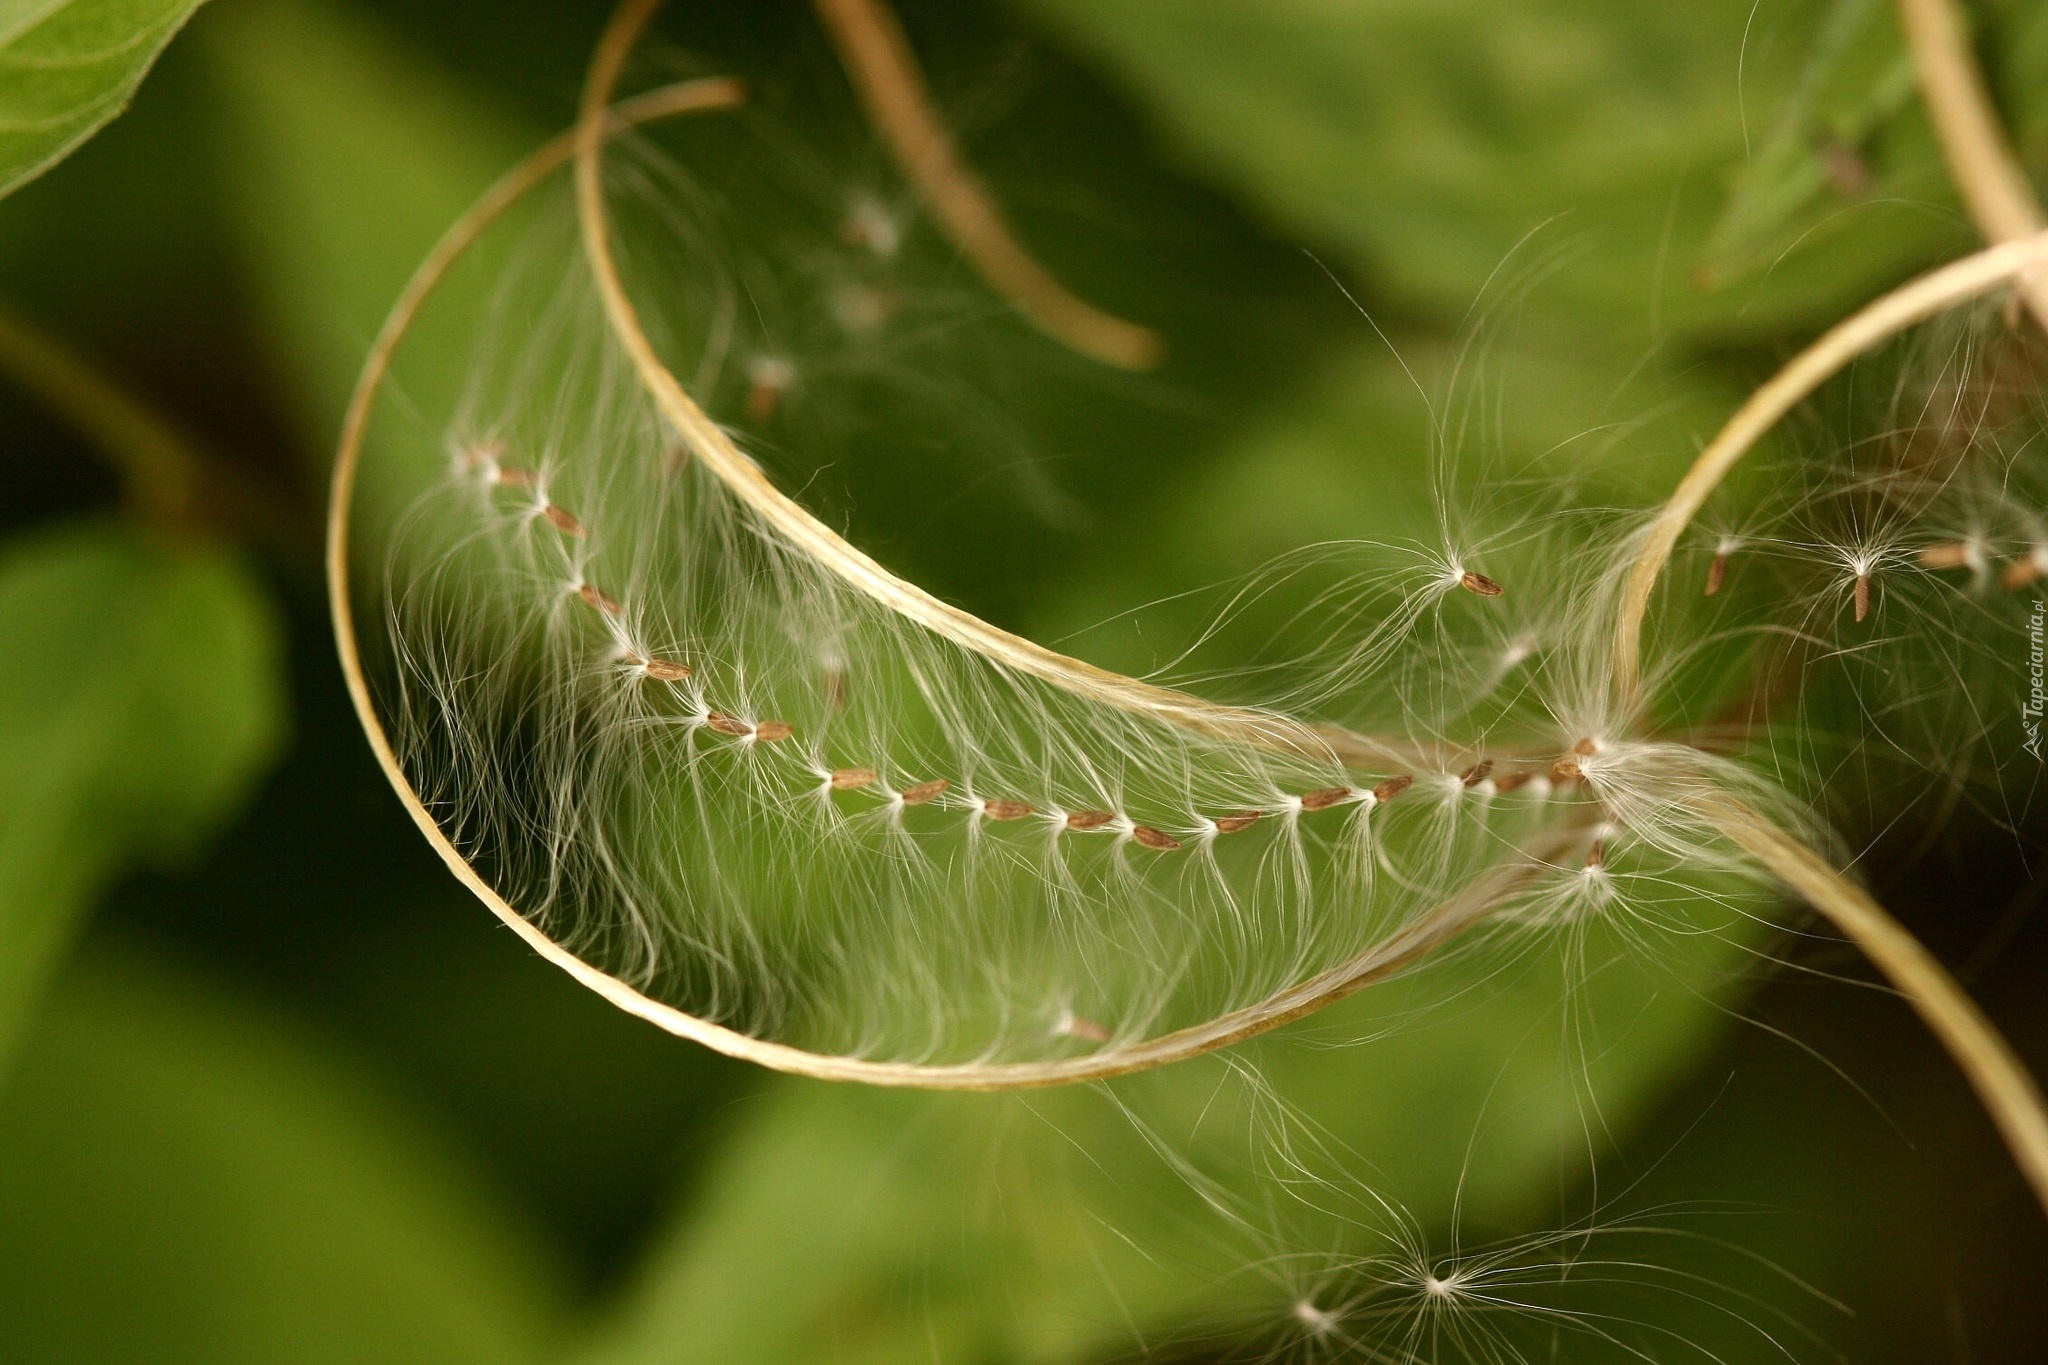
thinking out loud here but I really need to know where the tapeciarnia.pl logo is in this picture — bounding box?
[2027,600,2046,760]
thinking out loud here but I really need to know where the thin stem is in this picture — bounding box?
[810,0,1162,369]
[572,0,1417,773]
[1611,229,2048,705]
[0,305,201,528]
[1895,0,2048,327]
[1709,795,2048,1216]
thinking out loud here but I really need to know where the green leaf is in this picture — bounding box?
[1017,0,1961,339]
[0,0,207,201]
[0,521,282,1075]
[1696,0,1949,294]
[199,0,532,461]
[0,941,565,1363]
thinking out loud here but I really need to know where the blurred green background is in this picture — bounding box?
[1,0,2046,1359]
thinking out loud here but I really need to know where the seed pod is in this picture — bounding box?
[829,767,877,790]
[982,799,1034,821]
[1130,825,1181,851]
[1459,760,1494,787]
[1298,787,1354,811]
[1064,810,1117,831]
[577,583,622,614]
[1371,774,1413,802]
[1211,812,1261,834]
[703,712,752,737]
[899,778,949,806]
[753,720,794,743]
[642,657,693,681]
[1853,572,1871,623]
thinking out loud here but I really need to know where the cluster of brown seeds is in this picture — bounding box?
[1549,737,1599,784]
[462,443,1555,855]
[1909,538,2048,590]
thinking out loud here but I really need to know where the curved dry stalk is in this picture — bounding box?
[1610,229,2048,704]
[810,0,1162,369]
[572,0,1427,774]
[1895,0,2048,328]
[330,71,1579,1090]
[1707,795,2048,1216]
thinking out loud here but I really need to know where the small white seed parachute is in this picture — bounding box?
[330,17,2048,1146]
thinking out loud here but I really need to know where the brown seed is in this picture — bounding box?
[830,767,877,791]
[1211,812,1261,835]
[2003,554,2045,591]
[1372,774,1413,803]
[1459,759,1494,787]
[830,282,897,332]
[1492,770,1533,794]
[1853,572,1871,623]
[1919,541,1973,571]
[1064,810,1117,831]
[462,440,506,470]
[577,583,622,614]
[753,720,794,743]
[703,712,752,736]
[1551,759,1584,783]
[1586,840,1607,870]
[1130,825,1182,851]
[824,668,849,712]
[1818,135,1870,197]
[1059,1014,1111,1044]
[642,657,693,681]
[1704,551,1729,597]
[744,357,794,424]
[899,778,949,806]
[1298,786,1354,811]
[840,202,901,257]
[982,799,1033,821]
[1459,571,1505,598]
[1571,737,1598,756]
[494,465,538,488]
[542,504,587,536]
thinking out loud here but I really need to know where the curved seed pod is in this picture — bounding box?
[329,6,2048,1220]
[333,63,1586,1085]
